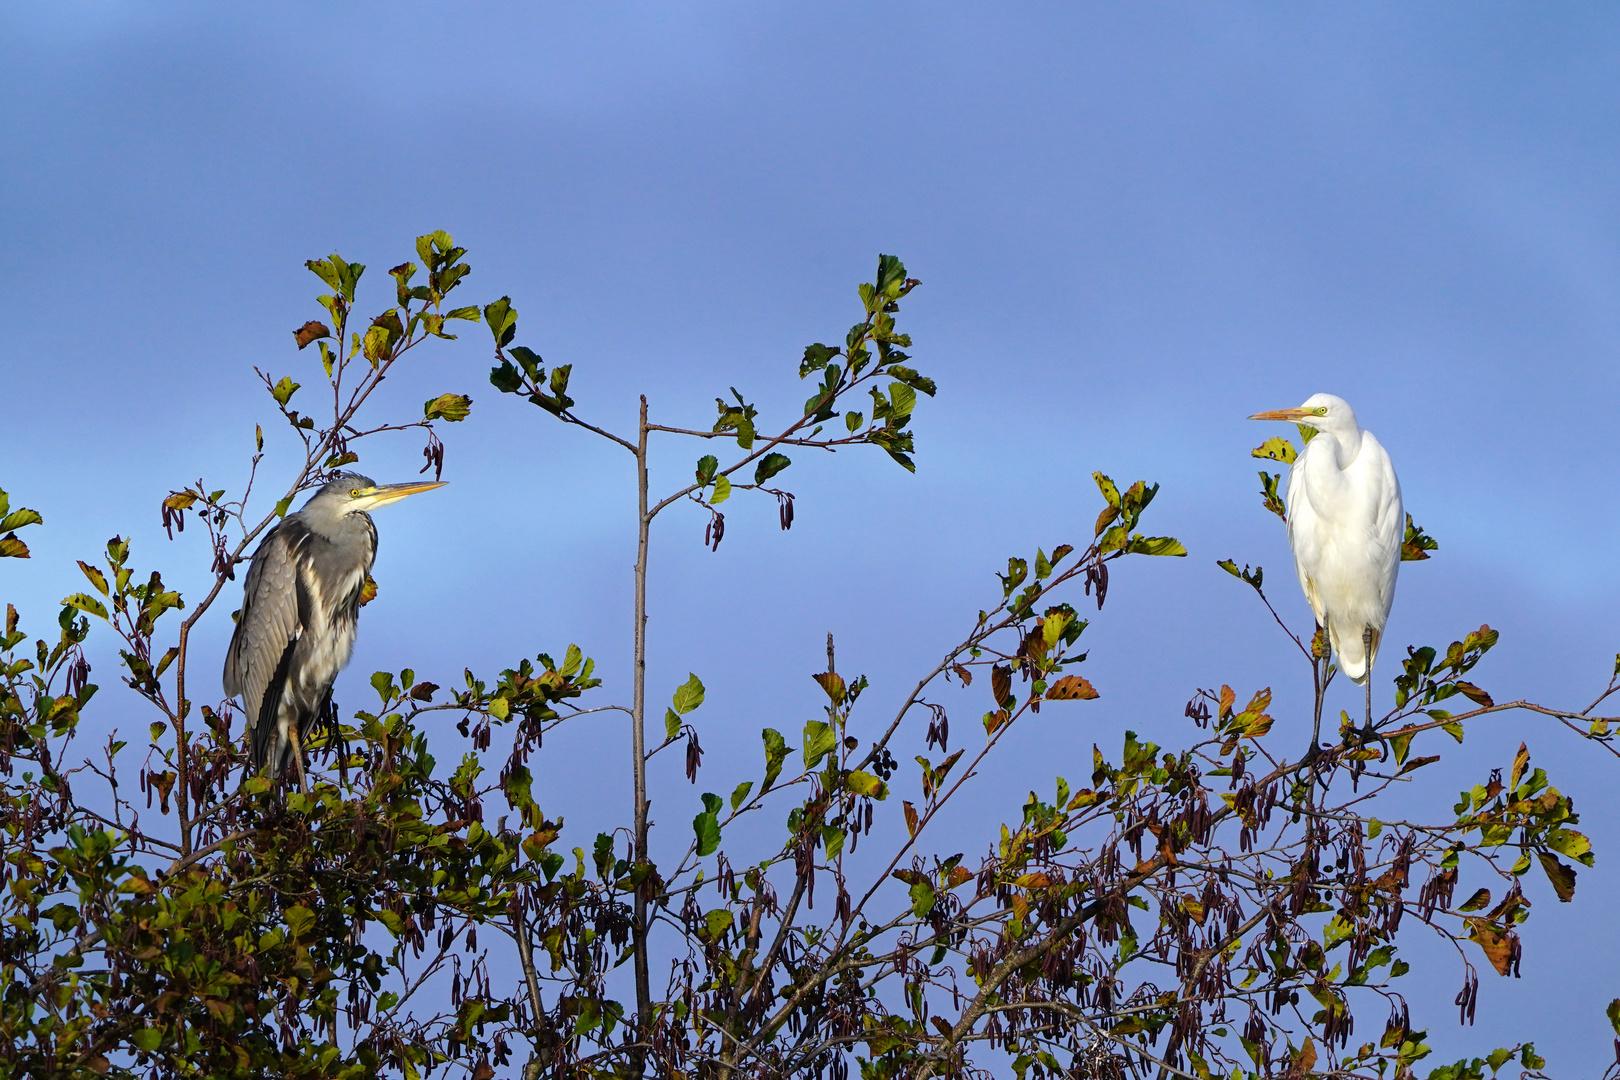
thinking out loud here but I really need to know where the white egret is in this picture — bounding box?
[1250,393,1402,737]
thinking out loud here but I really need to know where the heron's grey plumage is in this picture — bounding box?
[224,473,385,782]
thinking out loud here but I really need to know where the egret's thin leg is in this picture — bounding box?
[1362,626,1375,729]
[288,723,310,796]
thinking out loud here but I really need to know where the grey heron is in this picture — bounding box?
[223,473,445,792]
[1250,394,1402,736]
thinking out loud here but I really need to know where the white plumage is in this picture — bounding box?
[1252,393,1402,686]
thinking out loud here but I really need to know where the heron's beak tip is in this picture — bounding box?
[366,480,448,507]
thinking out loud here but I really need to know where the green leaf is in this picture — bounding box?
[693,793,722,856]
[887,381,916,420]
[489,360,522,393]
[1126,535,1187,557]
[803,719,838,768]
[274,495,294,519]
[846,769,886,799]
[710,475,731,504]
[875,254,908,298]
[1251,436,1297,464]
[61,593,108,621]
[704,908,733,941]
[1093,472,1120,508]
[483,296,517,347]
[132,1028,162,1052]
[284,904,316,939]
[695,456,718,484]
[446,305,479,321]
[370,671,396,704]
[305,256,342,293]
[909,878,936,917]
[1546,828,1592,865]
[270,376,300,406]
[1606,998,1620,1038]
[665,708,681,741]
[672,673,705,715]
[0,508,43,533]
[730,781,753,811]
[762,727,790,790]
[423,393,472,422]
[754,452,791,485]
[800,342,839,376]
[1402,512,1440,562]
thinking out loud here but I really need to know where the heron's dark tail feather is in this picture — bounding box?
[255,638,299,776]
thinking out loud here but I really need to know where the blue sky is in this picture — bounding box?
[5,3,1620,1071]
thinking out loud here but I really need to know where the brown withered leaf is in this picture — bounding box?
[293,320,331,349]
[1456,887,1492,912]
[1537,851,1576,902]
[1465,918,1519,976]
[359,574,378,606]
[1218,684,1236,719]
[1046,675,1100,701]
[409,681,439,702]
[951,663,973,686]
[1094,504,1120,537]
[1296,1039,1318,1074]
[983,709,1009,735]
[0,533,29,559]
[471,1059,495,1080]
[1453,681,1493,707]
[903,801,919,838]
[991,664,1012,706]
[812,671,846,704]
[945,866,974,889]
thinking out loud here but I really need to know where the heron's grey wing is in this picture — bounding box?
[223,522,306,769]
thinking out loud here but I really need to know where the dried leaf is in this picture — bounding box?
[292,320,331,349]
[991,664,1012,706]
[1045,675,1099,701]
[1536,851,1576,902]
[1465,918,1518,976]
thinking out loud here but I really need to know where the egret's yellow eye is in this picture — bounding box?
[1314,406,1329,416]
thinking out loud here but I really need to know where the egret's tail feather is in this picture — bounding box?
[1330,623,1381,685]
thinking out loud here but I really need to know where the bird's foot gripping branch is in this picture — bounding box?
[2,241,1618,1080]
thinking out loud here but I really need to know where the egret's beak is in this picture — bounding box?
[1248,407,1311,422]
[359,481,447,509]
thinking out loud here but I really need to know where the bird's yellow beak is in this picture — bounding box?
[360,481,447,508]
[1248,407,1312,422]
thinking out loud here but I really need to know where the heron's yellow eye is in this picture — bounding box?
[350,488,361,497]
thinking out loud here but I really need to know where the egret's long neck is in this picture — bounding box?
[1320,423,1363,469]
